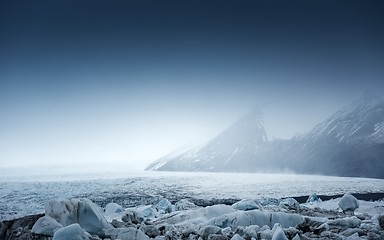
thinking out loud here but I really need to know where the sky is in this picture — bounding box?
[1,0,384,171]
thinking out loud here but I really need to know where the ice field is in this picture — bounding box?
[2,171,384,221]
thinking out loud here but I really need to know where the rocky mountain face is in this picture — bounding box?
[290,91,384,178]
[303,91,384,145]
[146,92,384,178]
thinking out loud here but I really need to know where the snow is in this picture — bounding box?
[370,121,384,143]
[305,92,384,145]
[224,147,240,165]
[348,123,363,137]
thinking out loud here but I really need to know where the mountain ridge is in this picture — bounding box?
[146,92,384,178]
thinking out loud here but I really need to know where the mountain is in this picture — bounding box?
[146,92,384,178]
[303,91,384,145]
[146,107,269,171]
[290,91,384,178]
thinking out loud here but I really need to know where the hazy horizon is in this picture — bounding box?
[1,1,383,170]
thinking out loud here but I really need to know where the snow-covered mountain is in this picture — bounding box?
[303,91,384,145]
[291,91,384,178]
[146,107,268,171]
[146,92,384,178]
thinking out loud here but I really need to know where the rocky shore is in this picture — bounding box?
[1,193,383,240]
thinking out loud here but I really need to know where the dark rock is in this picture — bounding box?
[297,218,324,234]
[122,210,144,224]
[367,232,381,240]
[340,228,366,237]
[140,224,161,238]
[378,215,384,229]
[200,225,222,239]
[182,227,198,238]
[111,219,126,228]
[0,213,46,240]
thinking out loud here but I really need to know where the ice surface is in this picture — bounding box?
[104,202,124,222]
[17,194,384,240]
[123,205,157,224]
[174,199,197,211]
[272,225,288,240]
[199,225,221,238]
[2,169,384,240]
[77,198,113,236]
[292,234,300,240]
[155,198,173,214]
[231,233,245,240]
[105,202,124,215]
[44,198,112,236]
[306,193,321,204]
[303,197,384,217]
[1,171,384,221]
[205,210,304,229]
[104,227,150,240]
[327,216,361,229]
[338,193,359,212]
[271,212,304,228]
[153,204,236,226]
[31,215,63,236]
[45,198,79,226]
[52,223,90,240]
[232,199,263,211]
[279,198,300,210]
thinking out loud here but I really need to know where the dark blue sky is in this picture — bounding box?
[1,0,384,169]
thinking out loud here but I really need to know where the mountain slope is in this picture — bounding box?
[291,91,384,178]
[146,107,268,171]
[303,91,384,145]
[146,92,384,178]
